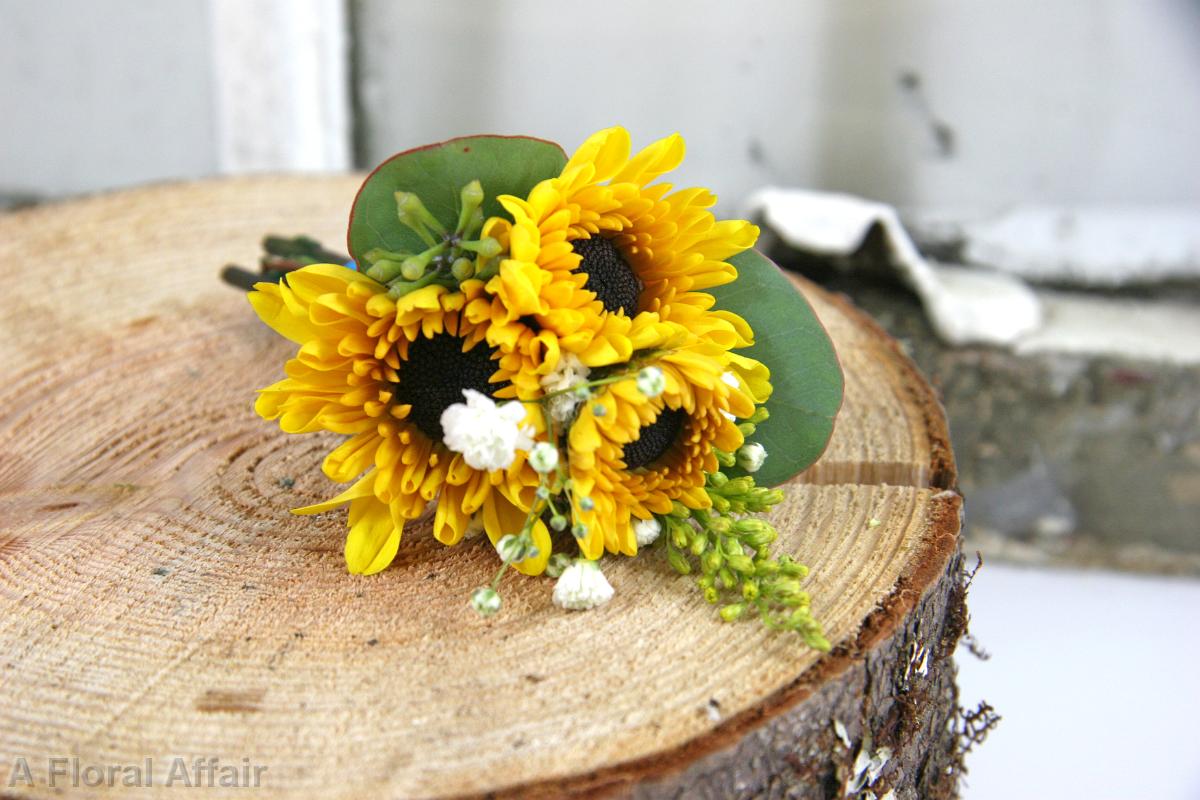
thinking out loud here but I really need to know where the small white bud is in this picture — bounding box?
[552,559,614,611]
[528,442,560,474]
[578,495,595,511]
[633,517,662,547]
[470,587,501,616]
[496,534,527,563]
[636,366,666,397]
[737,442,767,473]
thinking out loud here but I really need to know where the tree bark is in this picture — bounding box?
[0,177,966,799]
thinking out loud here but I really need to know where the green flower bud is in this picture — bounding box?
[450,257,475,281]
[727,554,756,575]
[400,256,426,282]
[667,547,692,575]
[718,568,736,589]
[719,603,746,622]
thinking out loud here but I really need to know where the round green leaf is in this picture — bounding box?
[347,135,568,263]
[711,249,844,486]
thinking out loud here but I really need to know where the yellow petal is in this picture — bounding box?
[345,495,402,575]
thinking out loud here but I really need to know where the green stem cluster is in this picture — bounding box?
[360,182,502,298]
[662,409,830,651]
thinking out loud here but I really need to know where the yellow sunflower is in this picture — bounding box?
[249,263,550,575]
[566,327,760,560]
[466,125,761,396]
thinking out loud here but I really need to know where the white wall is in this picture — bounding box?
[354,0,1200,214]
[0,0,219,198]
[0,0,350,201]
[3,1,1198,214]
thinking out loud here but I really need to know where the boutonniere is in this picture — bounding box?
[224,127,842,648]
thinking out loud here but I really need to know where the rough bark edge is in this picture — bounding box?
[456,290,963,799]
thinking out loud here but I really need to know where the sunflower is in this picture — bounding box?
[249,263,550,575]
[465,126,761,396]
[565,327,760,560]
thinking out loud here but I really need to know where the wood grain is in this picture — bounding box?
[0,177,962,799]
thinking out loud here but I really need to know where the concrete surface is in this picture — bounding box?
[958,562,1200,799]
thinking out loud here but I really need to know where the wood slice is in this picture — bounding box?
[0,177,965,799]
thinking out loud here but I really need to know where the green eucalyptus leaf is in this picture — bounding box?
[348,135,568,263]
[711,249,844,486]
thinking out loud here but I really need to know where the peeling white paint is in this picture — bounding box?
[751,188,1200,365]
[749,188,1042,348]
[922,205,1200,286]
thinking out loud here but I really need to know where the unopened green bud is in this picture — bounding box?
[670,525,689,549]
[667,547,692,575]
[755,559,780,577]
[571,522,588,539]
[718,568,736,589]
[703,586,720,604]
[727,554,756,574]
[460,179,484,211]
[400,256,426,281]
[550,514,568,532]
[742,580,760,601]
[719,603,746,622]
[366,258,406,283]
[670,501,690,518]
[462,236,502,259]
[592,403,607,417]
[450,257,475,281]
[701,551,723,574]
[708,471,729,487]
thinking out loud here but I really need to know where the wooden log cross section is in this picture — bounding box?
[0,177,966,799]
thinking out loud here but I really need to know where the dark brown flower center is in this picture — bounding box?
[393,332,506,441]
[571,235,642,316]
[621,407,687,470]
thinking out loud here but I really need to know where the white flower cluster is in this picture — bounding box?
[440,389,534,471]
[540,353,591,422]
[552,559,614,610]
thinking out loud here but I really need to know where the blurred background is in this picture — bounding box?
[3,1,1198,797]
